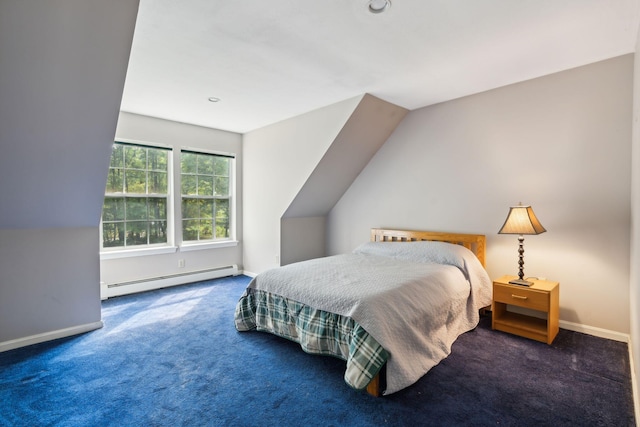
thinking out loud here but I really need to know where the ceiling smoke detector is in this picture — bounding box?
[368,0,391,14]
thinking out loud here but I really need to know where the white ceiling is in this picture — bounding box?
[120,0,640,134]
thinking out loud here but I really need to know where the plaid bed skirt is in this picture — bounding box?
[234,288,389,391]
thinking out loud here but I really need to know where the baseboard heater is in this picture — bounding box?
[101,265,239,299]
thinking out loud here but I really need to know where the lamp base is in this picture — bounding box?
[508,278,533,286]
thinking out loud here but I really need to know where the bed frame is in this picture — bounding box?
[365,228,487,396]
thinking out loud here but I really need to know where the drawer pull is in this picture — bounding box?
[511,294,528,300]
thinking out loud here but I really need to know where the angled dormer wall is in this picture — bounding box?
[281,95,408,265]
[243,94,407,274]
[0,1,139,349]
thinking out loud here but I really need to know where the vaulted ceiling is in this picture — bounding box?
[120,0,640,134]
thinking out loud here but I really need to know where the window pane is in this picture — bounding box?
[102,197,125,221]
[148,198,166,220]
[181,152,197,174]
[199,220,213,240]
[199,199,214,219]
[216,199,229,238]
[102,223,124,247]
[148,149,168,172]
[126,221,148,246]
[148,171,167,194]
[183,219,199,241]
[125,145,146,169]
[110,144,124,168]
[182,175,197,195]
[125,170,146,193]
[198,154,214,174]
[216,199,229,218]
[182,198,199,219]
[106,168,124,193]
[126,198,147,221]
[214,157,229,176]
[149,220,167,244]
[214,176,229,196]
[216,224,229,239]
[198,175,213,196]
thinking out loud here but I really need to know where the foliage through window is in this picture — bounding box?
[102,143,170,248]
[181,151,231,242]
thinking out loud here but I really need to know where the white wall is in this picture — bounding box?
[0,1,139,349]
[630,27,640,418]
[328,55,633,335]
[242,96,362,275]
[0,228,102,344]
[100,112,243,286]
[281,216,326,265]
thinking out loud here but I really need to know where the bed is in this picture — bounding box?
[234,228,492,396]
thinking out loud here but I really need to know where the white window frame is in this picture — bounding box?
[179,147,236,249]
[100,140,175,258]
[99,142,238,260]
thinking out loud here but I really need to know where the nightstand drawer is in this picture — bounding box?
[493,284,549,311]
[492,275,559,344]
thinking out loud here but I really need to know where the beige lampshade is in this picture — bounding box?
[498,205,546,235]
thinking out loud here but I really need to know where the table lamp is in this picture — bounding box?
[498,204,546,286]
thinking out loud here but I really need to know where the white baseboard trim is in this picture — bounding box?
[560,319,630,342]
[242,270,257,278]
[0,321,104,353]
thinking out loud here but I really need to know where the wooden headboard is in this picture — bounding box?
[370,228,486,267]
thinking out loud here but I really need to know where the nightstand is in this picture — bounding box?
[492,275,559,344]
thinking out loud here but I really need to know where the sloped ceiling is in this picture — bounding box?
[283,94,408,218]
[0,1,139,229]
[121,0,640,134]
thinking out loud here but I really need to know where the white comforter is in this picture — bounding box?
[248,241,492,394]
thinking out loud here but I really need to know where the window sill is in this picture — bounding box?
[100,245,178,260]
[99,240,238,260]
[180,240,239,252]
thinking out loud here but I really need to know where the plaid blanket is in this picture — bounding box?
[235,288,389,390]
[234,244,492,395]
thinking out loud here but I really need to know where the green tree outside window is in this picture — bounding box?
[181,151,231,242]
[101,142,169,248]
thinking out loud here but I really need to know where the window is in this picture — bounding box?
[100,142,235,254]
[101,142,170,248]
[181,151,231,242]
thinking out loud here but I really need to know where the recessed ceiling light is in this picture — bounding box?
[208,96,221,103]
[368,0,391,14]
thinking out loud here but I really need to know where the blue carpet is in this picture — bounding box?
[0,275,635,426]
